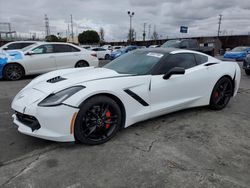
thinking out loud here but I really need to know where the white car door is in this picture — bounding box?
[53,44,80,69]
[23,44,57,74]
[150,53,210,117]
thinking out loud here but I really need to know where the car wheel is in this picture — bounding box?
[75,61,89,68]
[209,77,233,110]
[3,64,24,81]
[245,69,250,75]
[105,54,110,60]
[74,96,122,145]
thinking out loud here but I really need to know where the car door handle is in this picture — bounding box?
[49,56,55,58]
[204,62,218,66]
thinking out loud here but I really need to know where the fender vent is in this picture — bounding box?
[47,76,66,83]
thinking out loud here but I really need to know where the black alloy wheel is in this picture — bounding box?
[75,61,89,68]
[105,54,110,60]
[210,77,233,110]
[245,69,250,75]
[3,64,24,81]
[74,96,122,145]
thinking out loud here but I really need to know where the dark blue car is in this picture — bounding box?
[224,46,250,61]
[243,54,250,75]
[111,45,138,60]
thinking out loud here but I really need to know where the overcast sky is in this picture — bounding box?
[0,0,250,41]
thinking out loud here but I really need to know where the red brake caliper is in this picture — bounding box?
[105,111,111,129]
[214,91,219,98]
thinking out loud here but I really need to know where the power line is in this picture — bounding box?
[217,14,222,37]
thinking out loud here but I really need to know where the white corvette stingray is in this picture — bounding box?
[11,48,241,144]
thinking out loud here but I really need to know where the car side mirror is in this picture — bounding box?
[3,47,8,50]
[26,51,34,55]
[163,67,185,80]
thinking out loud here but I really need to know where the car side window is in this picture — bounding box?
[159,53,197,74]
[181,41,189,48]
[32,44,53,54]
[53,44,80,53]
[189,40,197,48]
[6,43,21,50]
[20,43,34,49]
[194,54,208,65]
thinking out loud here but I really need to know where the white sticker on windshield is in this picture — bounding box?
[146,52,164,58]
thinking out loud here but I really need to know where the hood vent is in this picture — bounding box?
[47,76,66,83]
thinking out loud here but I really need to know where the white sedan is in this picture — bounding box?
[1,42,98,80]
[11,48,241,145]
[90,47,111,60]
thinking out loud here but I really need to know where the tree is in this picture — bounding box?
[151,31,159,41]
[100,27,105,43]
[78,30,100,44]
[45,35,59,42]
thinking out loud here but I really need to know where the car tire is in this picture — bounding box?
[209,77,233,110]
[75,61,89,68]
[3,64,24,81]
[74,95,122,145]
[105,54,110,60]
[245,69,250,75]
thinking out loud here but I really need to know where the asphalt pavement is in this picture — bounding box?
[0,60,249,188]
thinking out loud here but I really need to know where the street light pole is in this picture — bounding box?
[127,11,135,44]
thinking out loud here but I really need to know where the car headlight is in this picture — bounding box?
[38,86,85,107]
[115,52,121,57]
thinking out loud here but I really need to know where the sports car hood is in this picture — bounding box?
[27,67,123,94]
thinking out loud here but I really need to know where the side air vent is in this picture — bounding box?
[47,76,66,83]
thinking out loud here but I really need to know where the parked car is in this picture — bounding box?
[111,45,138,59]
[0,42,98,80]
[101,45,112,50]
[161,39,214,56]
[91,47,111,60]
[11,48,240,144]
[0,41,37,50]
[80,45,92,50]
[243,54,250,75]
[148,45,160,48]
[112,46,124,51]
[224,46,250,61]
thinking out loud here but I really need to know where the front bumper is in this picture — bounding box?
[12,88,79,142]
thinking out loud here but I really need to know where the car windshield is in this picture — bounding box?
[161,40,181,48]
[21,43,37,52]
[231,47,249,52]
[104,50,165,75]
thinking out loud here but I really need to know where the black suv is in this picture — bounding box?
[243,54,250,75]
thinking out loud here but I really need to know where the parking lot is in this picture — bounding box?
[0,60,250,187]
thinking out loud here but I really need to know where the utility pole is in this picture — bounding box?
[127,11,135,44]
[70,14,74,42]
[217,14,222,37]
[148,24,151,40]
[44,14,50,37]
[143,23,146,41]
[67,23,70,39]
